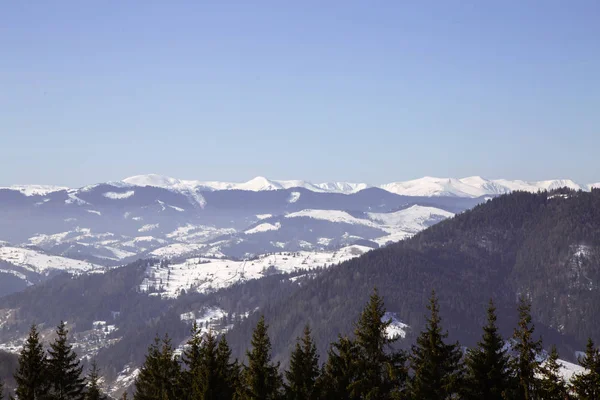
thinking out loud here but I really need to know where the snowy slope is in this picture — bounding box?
[555,359,586,382]
[0,246,101,274]
[121,174,206,207]
[140,245,370,298]
[0,185,68,196]
[285,209,379,227]
[368,205,454,233]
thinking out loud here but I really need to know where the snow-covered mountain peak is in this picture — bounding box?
[538,179,583,191]
[123,174,192,189]
[314,181,371,194]
[116,174,596,198]
[236,176,282,191]
[0,185,68,196]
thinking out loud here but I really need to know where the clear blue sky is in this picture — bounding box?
[1,1,599,187]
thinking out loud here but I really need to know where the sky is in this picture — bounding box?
[1,1,599,187]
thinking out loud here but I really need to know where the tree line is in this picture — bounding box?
[131,290,599,400]
[1,321,107,400]
[3,289,600,399]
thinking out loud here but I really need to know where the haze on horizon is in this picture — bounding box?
[1,1,599,187]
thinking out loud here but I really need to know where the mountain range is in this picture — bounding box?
[0,174,597,297]
[0,187,598,397]
[3,174,599,197]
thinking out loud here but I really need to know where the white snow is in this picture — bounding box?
[285,209,378,227]
[92,321,117,334]
[120,174,599,198]
[236,176,282,191]
[380,176,587,198]
[10,175,598,199]
[373,232,413,246]
[368,205,454,234]
[121,175,370,194]
[313,182,371,194]
[284,206,455,247]
[109,365,140,397]
[317,237,333,246]
[383,312,409,339]
[121,174,206,207]
[381,177,503,198]
[86,210,101,216]
[245,222,281,234]
[165,224,236,243]
[28,228,113,248]
[103,190,135,199]
[140,245,370,298]
[103,246,137,260]
[556,359,586,382]
[180,306,228,333]
[121,236,167,247]
[287,191,301,203]
[149,243,207,258]
[256,214,272,220]
[65,191,89,205]
[0,185,68,196]
[0,246,101,274]
[138,223,159,233]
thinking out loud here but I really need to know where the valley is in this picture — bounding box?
[0,177,599,396]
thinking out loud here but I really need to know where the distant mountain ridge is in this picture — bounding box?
[1,174,597,198]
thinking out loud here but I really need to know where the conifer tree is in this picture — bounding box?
[0,379,4,400]
[197,329,219,399]
[408,291,464,400]
[317,336,360,400]
[85,360,107,400]
[46,321,86,400]
[350,289,407,399]
[464,300,511,400]
[238,316,282,400]
[539,345,569,400]
[284,325,320,400]
[14,324,49,400]
[180,323,203,400]
[508,297,543,400]
[215,335,239,400]
[134,334,181,400]
[571,338,600,400]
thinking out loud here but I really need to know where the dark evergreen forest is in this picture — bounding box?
[3,291,599,399]
[226,189,600,365]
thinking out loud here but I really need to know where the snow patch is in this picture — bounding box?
[245,222,281,235]
[103,191,135,199]
[0,246,101,274]
[286,209,378,227]
[138,224,159,233]
[383,312,409,339]
[287,191,301,203]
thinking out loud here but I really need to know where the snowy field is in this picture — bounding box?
[140,245,370,298]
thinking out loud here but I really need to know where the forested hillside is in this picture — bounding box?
[226,189,600,364]
[1,188,598,395]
